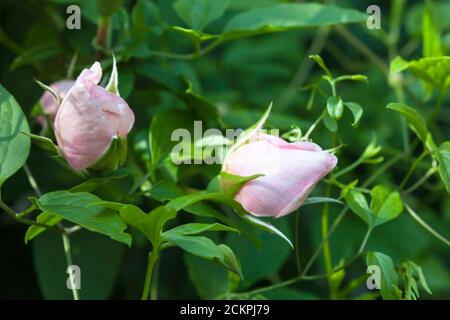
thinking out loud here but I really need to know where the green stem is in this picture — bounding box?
[321,183,334,298]
[141,249,159,300]
[333,158,363,179]
[62,233,79,300]
[294,211,301,274]
[399,150,428,189]
[277,26,330,112]
[403,167,437,194]
[405,204,450,247]
[24,163,42,197]
[302,110,326,140]
[148,39,223,61]
[358,227,373,254]
[150,259,160,300]
[335,25,389,76]
[229,252,362,299]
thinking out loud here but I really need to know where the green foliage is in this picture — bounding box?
[173,0,231,32]
[0,84,30,189]
[33,230,125,299]
[345,185,403,228]
[366,252,399,300]
[30,191,132,246]
[222,3,366,39]
[437,142,450,192]
[399,260,432,300]
[327,96,344,121]
[0,0,448,301]
[387,103,436,151]
[390,56,450,93]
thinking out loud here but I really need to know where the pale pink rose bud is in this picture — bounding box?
[222,134,337,218]
[54,61,135,171]
[38,80,75,126]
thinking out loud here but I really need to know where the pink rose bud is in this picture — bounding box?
[222,134,337,218]
[38,80,75,126]
[54,61,134,171]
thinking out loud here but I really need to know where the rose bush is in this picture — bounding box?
[0,0,448,301]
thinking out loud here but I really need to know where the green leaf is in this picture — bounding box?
[170,26,219,43]
[334,74,369,83]
[390,56,411,73]
[166,235,209,254]
[165,191,293,248]
[33,191,131,246]
[32,229,125,299]
[217,244,243,279]
[10,43,60,70]
[242,214,293,249]
[222,3,366,39]
[390,56,450,92]
[69,168,131,193]
[25,212,62,243]
[226,218,291,288]
[162,223,238,239]
[0,84,30,189]
[346,186,403,228]
[105,54,120,95]
[344,102,363,127]
[400,260,432,299]
[370,185,403,227]
[148,111,186,172]
[173,0,231,32]
[184,254,229,299]
[302,197,343,206]
[163,234,241,276]
[21,132,59,156]
[323,113,337,132]
[437,141,450,192]
[327,96,344,120]
[119,205,176,246]
[422,7,443,57]
[219,171,264,197]
[345,190,372,226]
[387,103,436,151]
[366,252,399,300]
[227,102,272,157]
[309,54,332,77]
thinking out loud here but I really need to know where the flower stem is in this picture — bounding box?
[141,249,159,300]
[23,163,42,197]
[62,233,79,300]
